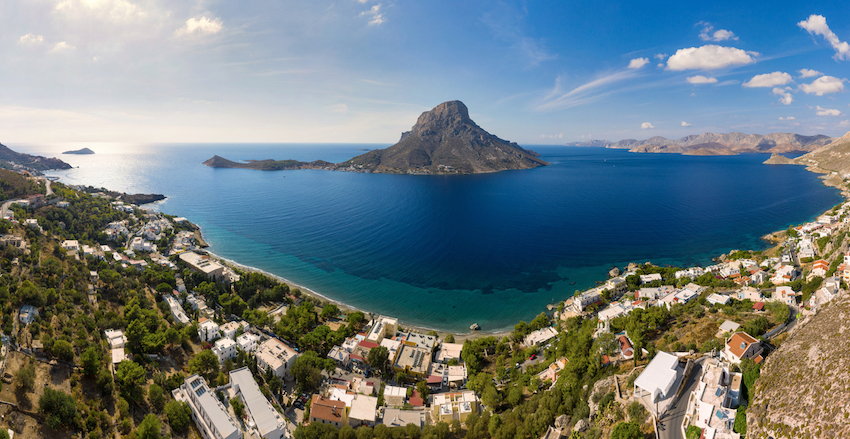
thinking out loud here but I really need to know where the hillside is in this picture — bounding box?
[0,169,45,199]
[566,132,834,156]
[342,101,548,173]
[0,143,72,172]
[783,132,850,175]
[747,290,850,438]
[62,147,94,155]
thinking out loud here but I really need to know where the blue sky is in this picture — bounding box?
[2,0,849,144]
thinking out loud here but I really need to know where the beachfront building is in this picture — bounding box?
[399,332,438,351]
[229,367,287,439]
[198,318,221,343]
[392,344,432,379]
[675,267,705,280]
[524,327,558,347]
[236,332,261,353]
[436,342,464,364]
[432,391,479,423]
[256,338,299,379]
[165,295,190,325]
[173,374,242,439]
[365,316,399,344]
[639,273,662,284]
[571,288,603,312]
[180,251,225,281]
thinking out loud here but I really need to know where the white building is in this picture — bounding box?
[436,343,464,364]
[523,327,558,347]
[130,236,156,253]
[19,305,39,325]
[365,316,399,344]
[61,240,80,252]
[706,293,731,306]
[348,394,378,428]
[180,252,225,280]
[633,351,684,416]
[640,273,662,284]
[213,338,238,364]
[221,321,248,340]
[256,338,298,379]
[198,318,221,342]
[173,374,242,439]
[690,360,741,438]
[229,368,287,439]
[236,332,261,353]
[105,329,127,350]
[165,295,190,325]
[571,288,602,312]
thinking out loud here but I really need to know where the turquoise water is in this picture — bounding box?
[16,142,842,332]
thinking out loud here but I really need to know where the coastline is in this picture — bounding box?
[142,158,846,341]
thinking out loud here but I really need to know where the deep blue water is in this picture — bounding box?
[14,142,842,332]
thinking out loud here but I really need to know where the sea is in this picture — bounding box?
[12,142,842,333]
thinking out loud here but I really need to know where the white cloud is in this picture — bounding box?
[687,75,717,84]
[628,57,649,69]
[799,69,821,78]
[681,121,691,127]
[641,122,654,129]
[699,23,738,42]
[840,120,850,127]
[798,15,850,60]
[772,88,793,105]
[800,76,846,96]
[540,133,564,139]
[717,80,740,86]
[536,70,636,111]
[654,53,667,61]
[49,41,75,53]
[667,45,757,71]
[778,116,796,120]
[18,34,44,46]
[176,16,224,36]
[742,72,793,88]
[816,106,842,116]
[54,0,147,23]
[360,4,385,26]
[358,0,368,3]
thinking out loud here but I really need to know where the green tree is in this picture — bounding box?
[610,422,642,439]
[39,388,77,430]
[627,401,647,424]
[0,429,9,439]
[137,413,161,439]
[367,346,390,372]
[189,349,220,381]
[96,367,114,397]
[164,400,192,433]
[292,350,335,392]
[686,426,702,439]
[148,383,165,412]
[320,304,340,319]
[415,381,430,400]
[52,339,74,362]
[115,360,146,402]
[231,397,245,419]
[81,346,101,377]
[444,334,455,343]
[17,362,36,392]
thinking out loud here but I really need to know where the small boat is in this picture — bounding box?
[570,281,576,285]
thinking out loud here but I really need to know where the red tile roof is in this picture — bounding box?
[409,390,424,406]
[310,395,346,424]
[358,340,379,349]
[727,332,759,358]
[753,302,765,311]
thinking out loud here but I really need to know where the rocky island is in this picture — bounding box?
[567,132,834,156]
[202,100,549,174]
[62,147,95,155]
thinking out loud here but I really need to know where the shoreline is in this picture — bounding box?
[141,160,847,340]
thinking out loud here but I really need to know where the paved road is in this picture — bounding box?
[0,199,24,219]
[658,357,705,439]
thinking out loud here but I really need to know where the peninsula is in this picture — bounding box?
[202,100,549,174]
[62,147,95,155]
[0,142,72,172]
[567,132,834,156]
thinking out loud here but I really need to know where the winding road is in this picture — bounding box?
[658,357,705,439]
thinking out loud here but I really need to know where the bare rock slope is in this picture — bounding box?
[748,289,850,438]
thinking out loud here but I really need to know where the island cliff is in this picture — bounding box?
[202,101,548,174]
[341,100,548,174]
[62,147,95,155]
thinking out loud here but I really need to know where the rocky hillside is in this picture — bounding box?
[341,101,548,173]
[747,289,850,438]
[0,143,72,172]
[202,155,335,171]
[567,132,834,156]
[784,132,850,175]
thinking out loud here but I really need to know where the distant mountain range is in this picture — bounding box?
[204,101,548,175]
[765,131,850,174]
[0,143,72,172]
[566,132,835,156]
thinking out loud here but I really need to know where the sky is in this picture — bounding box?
[1,0,849,145]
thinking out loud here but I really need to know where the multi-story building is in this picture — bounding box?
[256,338,298,379]
[213,338,238,364]
[198,318,221,343]
[173,375,242,439]
[229,368,287,439]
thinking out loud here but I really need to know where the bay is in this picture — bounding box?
[15,142,841,332]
